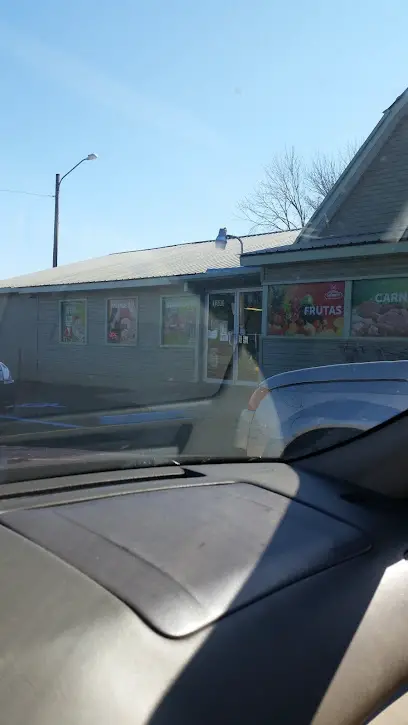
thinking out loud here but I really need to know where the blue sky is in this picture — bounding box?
[0,0,407,277]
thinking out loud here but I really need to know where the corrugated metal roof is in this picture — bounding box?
[0,230,297,290]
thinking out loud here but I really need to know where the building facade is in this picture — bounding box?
[0,232,294,389]
[241,87,408,380]
[4,87,408,390]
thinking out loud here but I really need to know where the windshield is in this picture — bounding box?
[1,2,408,482]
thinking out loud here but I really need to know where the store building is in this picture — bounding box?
[4,88,408,391]
[0,230,296,389]
[241,87,408,379]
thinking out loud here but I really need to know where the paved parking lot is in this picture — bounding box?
[0,381,251,459]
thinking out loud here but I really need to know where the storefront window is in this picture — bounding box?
[107,298,138,344]
[161,296,197,347]
[60,300,87,344]
[267,282,345,337]
[352,278,408,337]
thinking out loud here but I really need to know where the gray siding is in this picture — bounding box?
[0,285,199,389]
[263,254,408,284]
[320,116,408,239]
[0,295,37,379]
[261,337,408,379]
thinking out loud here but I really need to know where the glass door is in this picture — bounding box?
[206,292,236,381]
[236,290,263,383]
[205,289,263,383]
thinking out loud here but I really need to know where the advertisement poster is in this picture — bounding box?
[107,298,138,344]
[60,300,86,343]
[206,292,234,379]
[352,278,408,337]
[267,282,345,337]
[161,296,197,346]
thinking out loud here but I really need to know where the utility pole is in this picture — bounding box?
[52,173,60,268]
[52,154,97,268]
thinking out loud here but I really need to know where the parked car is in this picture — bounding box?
[235,360,408,459]
[0,362,16,411]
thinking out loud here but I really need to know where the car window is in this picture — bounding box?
[1,2,408,477]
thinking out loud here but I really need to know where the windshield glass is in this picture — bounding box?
[1,2,408,482]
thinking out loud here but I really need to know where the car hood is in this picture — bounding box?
[265,360,408,390]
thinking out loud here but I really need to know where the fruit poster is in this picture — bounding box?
[267,282,345,337]
[352,278,408,337]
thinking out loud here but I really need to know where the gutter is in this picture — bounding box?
[240,241,408,266]
[0,266,261,296]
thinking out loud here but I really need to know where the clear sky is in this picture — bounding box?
[0,0,407,277]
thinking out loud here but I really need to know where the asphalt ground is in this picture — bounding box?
[0,382,252,460]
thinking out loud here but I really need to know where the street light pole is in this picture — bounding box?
[52,173,60,268]
[52,153,98,268]
[230,234,244,255]
[215,227,244,255]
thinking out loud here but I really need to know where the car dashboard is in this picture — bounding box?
[0,460,407,724]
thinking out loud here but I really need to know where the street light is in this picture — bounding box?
[52,153,98,268]
[215,227,244,255]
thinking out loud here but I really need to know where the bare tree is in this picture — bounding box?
[238,144,358,232]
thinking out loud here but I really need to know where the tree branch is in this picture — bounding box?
[238,143,359,232]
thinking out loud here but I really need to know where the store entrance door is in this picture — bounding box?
[205,289,262,384]
[236,289,263,383]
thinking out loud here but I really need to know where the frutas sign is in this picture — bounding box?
[267,281,345,337]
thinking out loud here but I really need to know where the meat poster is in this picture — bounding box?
[267,282,345,337]
[352,278,408,337]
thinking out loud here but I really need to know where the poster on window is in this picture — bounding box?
[60,300,86,343]
[267,282,345,337]
[107,298,138,344]
[352,278,408,337]
[161,297,197,346]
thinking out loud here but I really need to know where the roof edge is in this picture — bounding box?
[0,266,261,295]
[241,240,408,266]
[296,88,408,244]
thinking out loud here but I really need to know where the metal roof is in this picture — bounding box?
[0,230,297,292]
[241,231,408,258]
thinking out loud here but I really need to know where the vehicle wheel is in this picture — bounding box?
[282,427,362,459]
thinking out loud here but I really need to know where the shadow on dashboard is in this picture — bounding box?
[147,470,404,725]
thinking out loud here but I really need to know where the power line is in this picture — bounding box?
[0,188,53,198]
